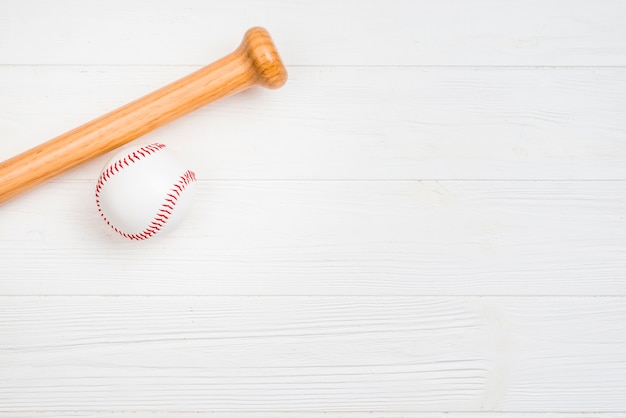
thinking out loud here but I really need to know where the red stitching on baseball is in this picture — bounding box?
[95,144,195,240]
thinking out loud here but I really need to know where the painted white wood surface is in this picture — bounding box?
[1,0,626,416]
[1,180,625,296]
[5,415,626,418]
[1,0,625,66]
[1,67,626,180]
[2,297,626,411]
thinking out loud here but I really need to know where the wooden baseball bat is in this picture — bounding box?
[0,27,287,205]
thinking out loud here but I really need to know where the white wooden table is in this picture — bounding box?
[1,1,626,416]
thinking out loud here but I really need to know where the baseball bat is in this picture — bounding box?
[0,27,287,205]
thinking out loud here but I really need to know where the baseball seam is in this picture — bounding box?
[95,143,197,240]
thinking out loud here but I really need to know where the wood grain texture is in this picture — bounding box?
[1,0,625,66]
[1,0,625,415]
[1,296,626,411]
[0,180,624,296]
[1,67,625,181]
[5,415,626,418]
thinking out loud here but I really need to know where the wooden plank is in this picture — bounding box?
[1,296,626,411]
[1,67,625,181]
[0,180,624,296]
[1,0,625,66]
[3,414,626,418]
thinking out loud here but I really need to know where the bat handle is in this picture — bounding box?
[0,27,287,205]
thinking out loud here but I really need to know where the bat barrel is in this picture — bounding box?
[0,27,287,205]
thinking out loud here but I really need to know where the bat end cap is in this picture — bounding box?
[239,27,288,89]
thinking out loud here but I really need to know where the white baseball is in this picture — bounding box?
[95,143,197,240]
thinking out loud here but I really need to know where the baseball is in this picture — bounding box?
[95,143,197,240]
